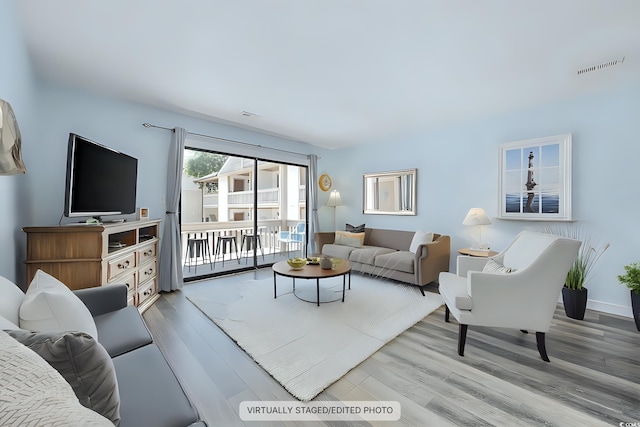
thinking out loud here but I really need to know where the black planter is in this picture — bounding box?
[562,286,588,320]
[631,290,640,332]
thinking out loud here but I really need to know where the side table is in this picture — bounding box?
[458,248,498,258]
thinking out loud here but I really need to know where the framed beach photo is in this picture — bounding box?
[498,134,572,221]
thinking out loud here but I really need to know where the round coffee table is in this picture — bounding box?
[272,259,351,306]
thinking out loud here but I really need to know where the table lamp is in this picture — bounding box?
[462,207,492,250]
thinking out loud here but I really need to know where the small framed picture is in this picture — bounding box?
[498,134,572,221]
[137,207,149,220]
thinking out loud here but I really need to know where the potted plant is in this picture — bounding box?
[540,226,609,320]
[617,262,640,331]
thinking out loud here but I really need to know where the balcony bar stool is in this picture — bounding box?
[214,235,240,267]
[184,233,213,273]
[240,231,264,263]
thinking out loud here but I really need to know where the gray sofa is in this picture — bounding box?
[1,279,205,427]
[74,284,206,427]
[315,228,450,294]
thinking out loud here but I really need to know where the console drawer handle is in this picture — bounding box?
[117,260,130,269]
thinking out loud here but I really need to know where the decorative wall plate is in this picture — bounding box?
[319,173,332,191]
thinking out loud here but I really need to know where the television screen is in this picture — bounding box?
[64,133,138,219]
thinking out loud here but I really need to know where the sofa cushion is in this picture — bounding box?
[0,276,25,325]
[0,330,113,426]
[349,246,396,265]
[438,272,473,310]
[334,230,365,248]
[8,329,121,426]
[20,270,98,340]
[322,243,356,259]
[93,305,153,357]
[409,230,433,253]
[374,250,414,274]
[113,343,200,427]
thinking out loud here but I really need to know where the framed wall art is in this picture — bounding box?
[498,134,572,221]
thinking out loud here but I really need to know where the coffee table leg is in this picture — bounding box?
[316,278,320,306]
[342,274,346,302]
[273,271,277,298]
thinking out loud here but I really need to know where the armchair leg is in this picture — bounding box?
[520,330,528,334]
[458,324,468,356]
[445,305,450,323]
[536,332,550,362]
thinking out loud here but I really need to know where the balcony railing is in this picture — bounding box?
[180,219,306,275]
[201,187,302,208]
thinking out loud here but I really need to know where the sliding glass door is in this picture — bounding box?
[180,148,308,281]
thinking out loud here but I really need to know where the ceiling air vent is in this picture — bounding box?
[240,111,260,118]
[577,56,625,75]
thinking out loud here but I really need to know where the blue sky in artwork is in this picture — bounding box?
[505,143,559,170]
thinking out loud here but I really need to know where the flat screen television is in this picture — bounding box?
[64,133,138,220]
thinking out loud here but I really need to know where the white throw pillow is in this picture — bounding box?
[409,230,434,253]
[0,313,20,330]
[0,276,25,325]
[19,270,98,340]
[482,259,515,274]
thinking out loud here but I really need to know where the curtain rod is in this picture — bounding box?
[142,122,311,158]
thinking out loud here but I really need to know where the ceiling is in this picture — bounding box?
[14,1,640,150]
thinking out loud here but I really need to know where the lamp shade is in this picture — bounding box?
[326,190,343,207]
[462,208,491,226]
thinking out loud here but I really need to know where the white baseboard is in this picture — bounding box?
[556,295,633,318]
[587,299,633,318]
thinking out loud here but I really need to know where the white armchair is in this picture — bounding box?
[438,231,581,362]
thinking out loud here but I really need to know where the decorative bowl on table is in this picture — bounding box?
[287,257,307,270]
[306,256,320,265]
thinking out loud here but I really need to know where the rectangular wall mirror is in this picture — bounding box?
[363,168,417,215]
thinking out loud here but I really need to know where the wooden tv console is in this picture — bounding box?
[23,219,161,312]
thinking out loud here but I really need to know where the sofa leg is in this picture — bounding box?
[458,324,468,356]
[419,286,425,296]
[520,329,528,334]
[536,332,550,362]
[445,305,450,323]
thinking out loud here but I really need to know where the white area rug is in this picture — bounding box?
[184,275,443,401]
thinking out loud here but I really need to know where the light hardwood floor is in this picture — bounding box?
[143,269,640,426]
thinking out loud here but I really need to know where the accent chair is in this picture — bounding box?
[438,230,581,362]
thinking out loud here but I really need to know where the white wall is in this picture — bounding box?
[318,84,640,317]
[0,1,38,286]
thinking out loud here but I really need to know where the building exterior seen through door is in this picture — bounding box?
[181,150,308,280]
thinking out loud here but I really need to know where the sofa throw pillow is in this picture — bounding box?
[482,259,515,274]
[409,230,434,253]
[345,223,365,233]
[0,330,113,427]
[0,313,20,330]
[8,329,121,426]
[334,230,365,248]
[0,276,25,326]
[19,270,98,340]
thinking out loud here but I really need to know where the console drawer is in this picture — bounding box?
[139,260,157,286]
[137,279,156,307]
[138,242,157,265]
[107,252,137,281]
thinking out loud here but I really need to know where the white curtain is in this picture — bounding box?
[307,154,320,255]
[159,127,185,292]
